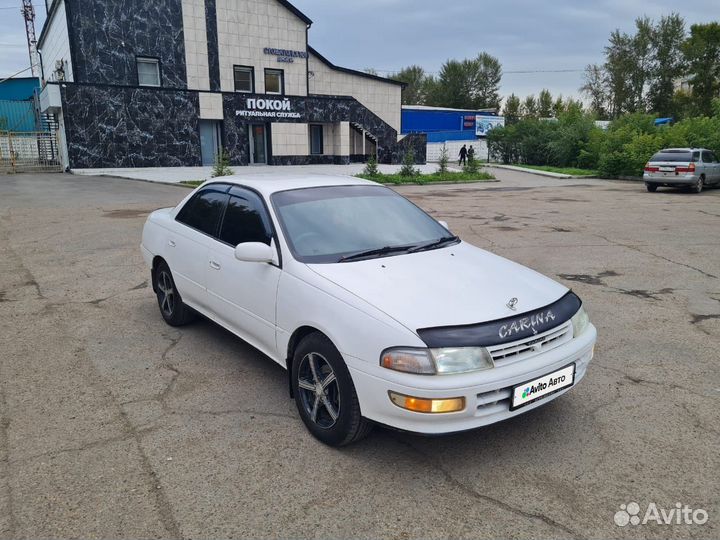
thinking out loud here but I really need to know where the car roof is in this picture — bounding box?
[655,148,708,153]
[199,174,380,197]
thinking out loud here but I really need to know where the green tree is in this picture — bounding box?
[683,22,720,117]
[647,14,686,117]
[604,29,638,116]
[581,64,610,118]
[503,94,521,124]
[522,95,538,118]
[394,65,428,105]
[538,89,553,118]
[552,95,565,117]
[426,52,502,110]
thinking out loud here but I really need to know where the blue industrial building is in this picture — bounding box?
[0,77,41,132]
[401,105,498,142]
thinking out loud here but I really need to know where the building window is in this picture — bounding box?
[310,125,323,155]
[264,69,284,95]
[234,66,254,93]
[137,57,161,87]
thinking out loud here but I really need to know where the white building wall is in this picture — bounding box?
[216,0,308,95]
[426,140,487,163]
[39,0,73,83]
[271,122,308,156]
[308,52,401,133]
[182,0,211,90]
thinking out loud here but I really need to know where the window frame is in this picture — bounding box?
[216,186,274,248]
[136,56,162,87]
[264,68,285,95]
[175,183,232,238]
[233,65,255,94]
[309,124,324,155]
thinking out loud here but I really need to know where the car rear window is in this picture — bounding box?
[650,151,695,162]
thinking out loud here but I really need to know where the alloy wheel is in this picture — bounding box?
[157,270,176,317]
[297,352,341,429]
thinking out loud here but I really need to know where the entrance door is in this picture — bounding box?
[200,120,222,166]
[249,124,268,164]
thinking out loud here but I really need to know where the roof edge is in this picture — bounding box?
[308,46,406,88]
[277,0,312,25]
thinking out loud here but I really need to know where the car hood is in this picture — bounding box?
[306,241,569,333]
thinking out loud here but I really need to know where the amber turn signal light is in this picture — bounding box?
[388,392,465,414]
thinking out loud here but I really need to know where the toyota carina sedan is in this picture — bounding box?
[141,176,597,446]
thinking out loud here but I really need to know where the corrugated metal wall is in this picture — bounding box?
[0,100,38,132]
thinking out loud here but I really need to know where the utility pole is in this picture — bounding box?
[21,0,40,78]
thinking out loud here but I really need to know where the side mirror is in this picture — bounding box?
[234,242,276,264]
[438,220,449,230]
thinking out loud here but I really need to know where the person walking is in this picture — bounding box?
[458,144,467,166]
[468,145,475,161]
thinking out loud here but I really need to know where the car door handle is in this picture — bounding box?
[168,240,176,248]
[209,260,221,270]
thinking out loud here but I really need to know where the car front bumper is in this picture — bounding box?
[347,324,597,434]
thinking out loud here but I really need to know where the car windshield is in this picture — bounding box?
[650,151,695,162]
[271,185,456,263]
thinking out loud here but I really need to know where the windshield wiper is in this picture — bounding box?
[339,245,417,263]
[408,235,460,253]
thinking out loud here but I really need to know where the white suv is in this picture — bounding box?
[644,148,720,193]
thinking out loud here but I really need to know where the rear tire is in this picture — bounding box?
[153,261,195,326]
[291,333,372,446]
[645,183,658,192]
[692,176,704,194]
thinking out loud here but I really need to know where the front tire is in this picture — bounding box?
[645,183,658,192]
[153,261,195,326]
[291,333,372,446]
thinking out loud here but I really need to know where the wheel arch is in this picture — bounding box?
[150,256,166,293]
[286,325,329,398]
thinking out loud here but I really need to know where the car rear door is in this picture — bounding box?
[703,151,720,182]
[206,186,282,358]
[169,184,230,310]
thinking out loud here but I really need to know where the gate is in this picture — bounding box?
[0,131,63,173]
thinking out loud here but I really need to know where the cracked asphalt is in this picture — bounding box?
[0,171,718,539]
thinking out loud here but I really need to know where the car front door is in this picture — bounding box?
[168,184,230,310]
[206,186,282,358]
[704,151,720,182]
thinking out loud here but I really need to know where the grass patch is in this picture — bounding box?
[180,180,204,187]
[356,170,495,185]
[511,164,598,176]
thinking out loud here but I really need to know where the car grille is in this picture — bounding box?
[487,320,573,366]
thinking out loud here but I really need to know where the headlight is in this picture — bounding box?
[430,347,494,374]
[571,306,590,337]
[381,347,494,375]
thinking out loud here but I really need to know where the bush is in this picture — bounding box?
[211,148,234,177]
[363,153,380,176]
[463,154,480,174]
[400,149,419,177]
[437,144,449,174]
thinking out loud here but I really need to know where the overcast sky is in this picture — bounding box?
[0,0,714,100]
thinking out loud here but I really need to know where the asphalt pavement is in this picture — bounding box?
[0,170,718,539]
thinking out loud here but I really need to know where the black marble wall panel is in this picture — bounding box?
[67,0,187,88]
[61,84,201,168]
[381,133,428,165]
[205,0,221,91]
[222,93,403,166]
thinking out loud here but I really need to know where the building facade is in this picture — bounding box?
[37,0,425,169]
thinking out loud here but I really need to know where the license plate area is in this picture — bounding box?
[511,364,575,411]
[659,167,674,173]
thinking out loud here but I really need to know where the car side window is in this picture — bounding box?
[704,151,717,163]
[219,188,273,246]
[692,151,700,162]
[176,186,230,237]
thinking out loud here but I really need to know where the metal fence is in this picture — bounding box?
[0,131,63,173]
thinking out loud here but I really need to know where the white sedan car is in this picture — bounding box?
[141,176,596,446]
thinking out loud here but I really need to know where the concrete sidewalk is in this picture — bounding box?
[71,163,445,184]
